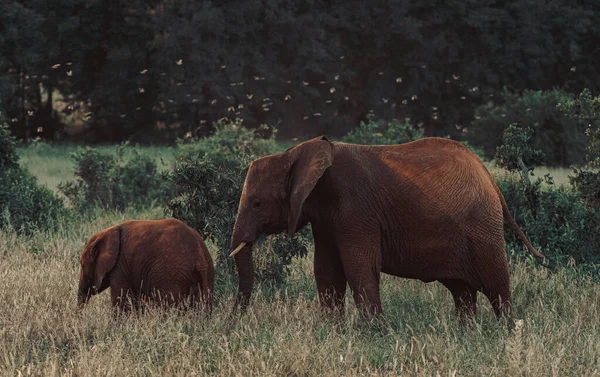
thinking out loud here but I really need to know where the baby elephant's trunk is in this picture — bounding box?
[77,283,91,309]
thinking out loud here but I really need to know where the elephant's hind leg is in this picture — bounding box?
[439,279,477,328]
[479,248,513,323]
[470,225,513,325]
[483,285,513,321]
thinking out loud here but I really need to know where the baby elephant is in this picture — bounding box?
[77,218,214,313]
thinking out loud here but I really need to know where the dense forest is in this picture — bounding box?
[1,0,598,144]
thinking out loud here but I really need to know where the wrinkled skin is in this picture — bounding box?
[231,136,543,326]
[78,218,214,314]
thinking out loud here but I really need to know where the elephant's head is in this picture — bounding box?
[229,136,333,312]
[77,226,121,308]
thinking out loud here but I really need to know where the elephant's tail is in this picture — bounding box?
[497,187,545,259]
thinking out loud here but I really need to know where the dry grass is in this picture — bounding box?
[1,206,600,376]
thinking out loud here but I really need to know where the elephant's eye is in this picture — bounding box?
[252,199,261,210]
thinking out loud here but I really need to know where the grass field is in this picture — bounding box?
[2,144,599,376]
[17,143,177,193]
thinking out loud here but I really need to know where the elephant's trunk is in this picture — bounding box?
[231,229,254,314]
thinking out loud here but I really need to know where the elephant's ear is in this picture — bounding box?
[85,227,121,289]
[287,136,333,237]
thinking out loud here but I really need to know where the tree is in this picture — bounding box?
[2,0,599,142]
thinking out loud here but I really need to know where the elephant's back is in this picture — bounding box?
[370,137,501,220]
[120,219,211,278]
[127,219,208,253]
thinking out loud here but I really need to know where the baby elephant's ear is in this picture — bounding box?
[287,136,333,237]
[92,227,121,288]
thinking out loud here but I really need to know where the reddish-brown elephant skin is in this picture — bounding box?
[78,218,214,314]
[230,136,543,325]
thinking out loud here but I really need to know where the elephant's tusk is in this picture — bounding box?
[229,242,247,257]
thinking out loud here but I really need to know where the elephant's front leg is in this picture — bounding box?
[313,237,347,316]
[339,240,383,317]
[109,270,136,316]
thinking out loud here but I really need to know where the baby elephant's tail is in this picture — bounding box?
[498,189,545,259]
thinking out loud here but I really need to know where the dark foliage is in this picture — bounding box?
[1,1,599,142]
[469,89,586,167]
[569,169,600,210]
[558,89,600,166]
[0,119,18,170]
[559,89,600,209]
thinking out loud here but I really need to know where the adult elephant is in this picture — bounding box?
[229,136,543,324]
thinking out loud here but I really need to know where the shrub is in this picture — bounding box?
[558,88,600,166]
[164,120,310,285]
[0,168,67,234]
[468,89,586,166]
[58,145,165,212]
[165,154,244,252]
[342,117,424,145]
[559,89,600,209]
[495,124,545,184]
[494,118,600,268]
[0,121,66,234]
[569,170,600,209]
[497,174,600,266]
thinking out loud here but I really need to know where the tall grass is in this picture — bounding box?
[1,206,599,376]
[2,144,598,376]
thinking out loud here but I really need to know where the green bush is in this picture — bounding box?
[0,121,66,234]
[558,89,600,209]
[58,145,165,212]
[494,118,599,269]
[495,124,545,184]
[342,117,424,145]
[0,168,67,234]
[468,89,586,166]
[495,125,545,172]
[497,174,600,266]
[164,120,310,285]
[558,89,600,166]
[569,169,600,209]
[165,154,244,252]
